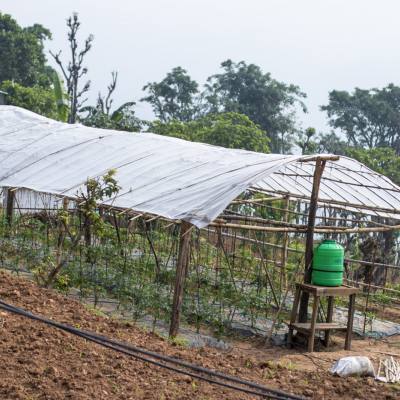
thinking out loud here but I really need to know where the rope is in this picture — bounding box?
[0,299,304,400]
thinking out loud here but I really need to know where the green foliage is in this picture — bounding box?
[317,131,348,155]
[149,112,270,153]
[0,80,58,119]
[81,102,142,132]
[0,13,52,87]
[345,147,400,185]
[322,85,400,153]
[194,113,270,152]
[51,71,69,122]
[149,119,192,140]
[297,128,349,156]
[78,169,121,238]
[142,66,200,122]
[296,127,319,155]
[205,60,306,153]
[81,72,142,131]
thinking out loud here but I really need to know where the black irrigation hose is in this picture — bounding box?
[0,299,304,400]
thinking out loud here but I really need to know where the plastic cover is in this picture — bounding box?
[1,106,400,227]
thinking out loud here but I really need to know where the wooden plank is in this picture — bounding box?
[169,221,192,338]
[291,322,346,332]
[298,155,340,162]
[299,283,359,296]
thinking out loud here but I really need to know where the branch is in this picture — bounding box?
[49,50,70,85]
[105,72,118,115]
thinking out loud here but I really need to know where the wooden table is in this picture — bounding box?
[287,283,359,352]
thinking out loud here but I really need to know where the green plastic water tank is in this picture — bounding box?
[312,239,344,287]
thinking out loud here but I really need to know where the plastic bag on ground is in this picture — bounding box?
[330,356,375,377]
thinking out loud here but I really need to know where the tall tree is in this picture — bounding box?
[345,147,400,185]
[0,80,58,119]
[322,85,400,153]
[204,60,306,153]
[0,13,53,87]
[50,13,93,123]
[142,67,200,122]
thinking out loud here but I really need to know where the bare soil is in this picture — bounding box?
[0,271,399,400]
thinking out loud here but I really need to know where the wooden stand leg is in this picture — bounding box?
[345,294,356,350]
[308,295,320,352]
[324,296,334,347]
[287,285,301,348]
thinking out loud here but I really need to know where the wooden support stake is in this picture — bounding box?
[324,296,334,347]
[308,295,320,352]
[169,221,192,338]
[345,294,356,350]
[299,159,326,323]
[5,188,15,227]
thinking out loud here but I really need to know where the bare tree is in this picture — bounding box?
[97,71,118,115]
[50,13,93,123]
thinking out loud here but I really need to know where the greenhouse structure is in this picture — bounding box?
[1,105,400,339]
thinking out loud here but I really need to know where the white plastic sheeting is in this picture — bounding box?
[1,106,400,228]
[255,157,400,218]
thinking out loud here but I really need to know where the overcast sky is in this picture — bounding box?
[2,0,400,132]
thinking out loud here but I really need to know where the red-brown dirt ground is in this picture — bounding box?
[0,271,399,399]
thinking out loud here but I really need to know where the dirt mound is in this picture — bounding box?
[0,272,398,399]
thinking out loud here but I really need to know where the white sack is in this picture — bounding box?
[331,356,375,377]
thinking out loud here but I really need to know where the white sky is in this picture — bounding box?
[2,0,400,132]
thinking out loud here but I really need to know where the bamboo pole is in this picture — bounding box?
[218,213,368,230]
[169,221,192,338]
[280,196,290,292]
[223,207,392,227]
[209,221,400,234]
[230,195,286,204]
[299,159,326,322]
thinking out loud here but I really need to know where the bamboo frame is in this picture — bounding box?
[4,153,400,341]
[209,221,400,234]
[253,187,400,217]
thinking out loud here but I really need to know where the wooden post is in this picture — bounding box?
[299,159,326,323]
[287,284,301,348]
[345,293,356,350]
[5,188,15,227]
[324,296,334,347]
[308,295,320,352]
[169,221,192,338]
